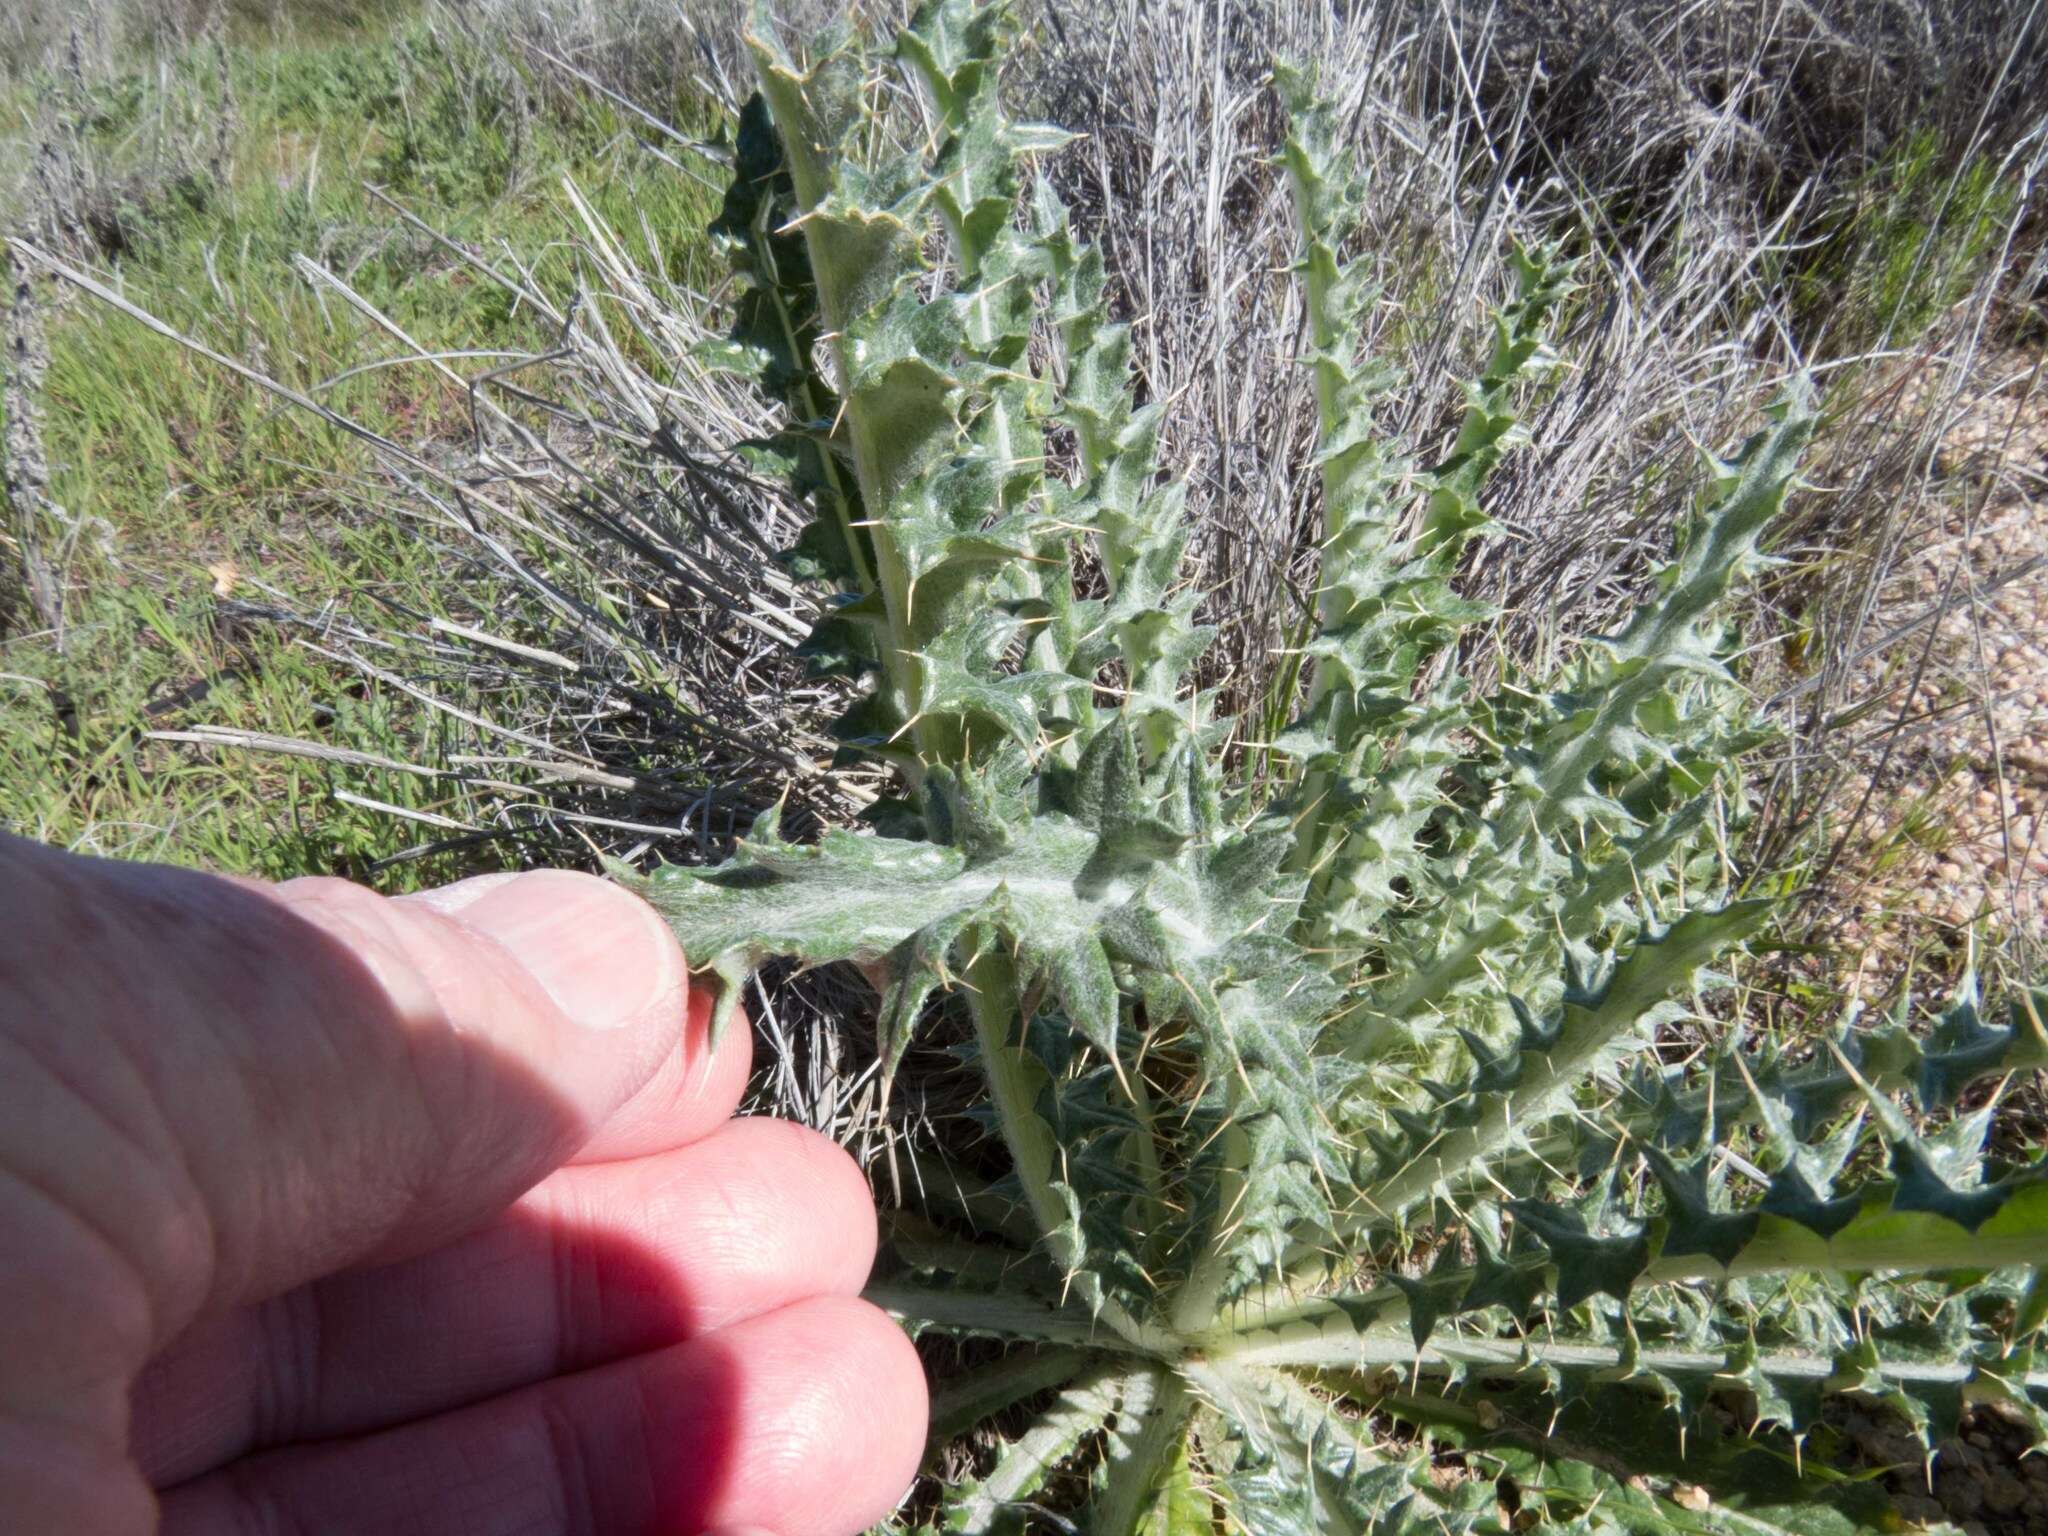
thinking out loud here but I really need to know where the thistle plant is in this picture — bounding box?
[636,5,2048,1530]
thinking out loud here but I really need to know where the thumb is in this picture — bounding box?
[0,839,713,1393]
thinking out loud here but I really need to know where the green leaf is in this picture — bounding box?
[943,1365,1126,1533]
[929,1348,1090,1440]
[1087,1367,1202,1536]
[1360,901,1774,1217]
[1189,1359,1434,1536]
[870,1280,1140,1353]
[1130,1440,1211,1536]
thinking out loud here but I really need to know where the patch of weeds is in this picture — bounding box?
[1796,129,2020,350]
[1,4,721,883]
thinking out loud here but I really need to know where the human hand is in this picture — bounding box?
[0,836,927,1535]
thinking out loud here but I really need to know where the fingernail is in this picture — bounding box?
[459,871,680,1032]
[402,871,521,915]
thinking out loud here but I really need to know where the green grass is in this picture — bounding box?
[1794,127,2020,351]
[0,5,721,886]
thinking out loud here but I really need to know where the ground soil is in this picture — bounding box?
[1847,1402,2048,1535]
[1819,349,2047,993]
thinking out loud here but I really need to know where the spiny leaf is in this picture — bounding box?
[941,1364,1125,1533]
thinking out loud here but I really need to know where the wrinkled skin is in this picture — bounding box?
[0,835,926,1535]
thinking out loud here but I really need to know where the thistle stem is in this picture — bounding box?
[753,46,959,779]
[964,934,1174,1356]
[1086,1365,1193,1535]
[1171,1165,1250,1335]
[1209,1320,2048,1397]
[753,212,875,597]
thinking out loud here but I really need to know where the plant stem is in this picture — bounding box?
[1171,1145,1251,1335]
[752,211,874,597]
[752,47,958,776]
[1210,1320,2048,1396]
[964,933,1176,1356]
[868,1281,1158,1355]
[1088,1365,1192,1536]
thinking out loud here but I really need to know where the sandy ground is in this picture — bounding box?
[1821,350,2047,1000]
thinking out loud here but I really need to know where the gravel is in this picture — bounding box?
[1809,347,2047,989]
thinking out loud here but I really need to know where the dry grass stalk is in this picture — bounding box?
[1,245,67,642]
